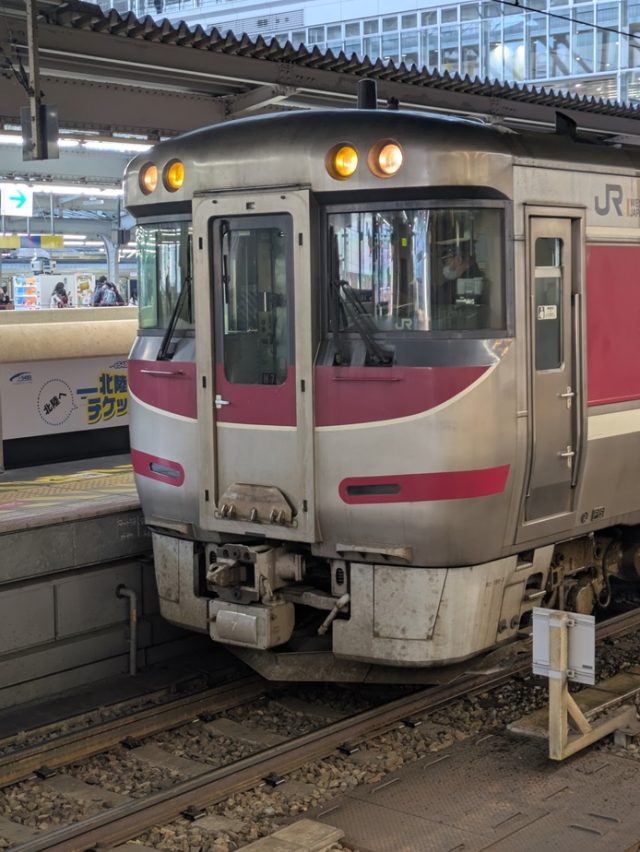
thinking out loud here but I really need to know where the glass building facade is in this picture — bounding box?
[102,0,640,105]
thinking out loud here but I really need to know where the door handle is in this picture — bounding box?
[559,386,575,408]
[559,445,575,468]
[215,394,230,409]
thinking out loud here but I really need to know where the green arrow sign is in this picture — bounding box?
[9,190,27,209]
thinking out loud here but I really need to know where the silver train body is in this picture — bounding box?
[125,106,640,681]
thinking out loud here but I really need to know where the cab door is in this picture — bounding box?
[195,190,316,542]
[525,214,583,522]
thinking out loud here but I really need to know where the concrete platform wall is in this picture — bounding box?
[0,508,208,708]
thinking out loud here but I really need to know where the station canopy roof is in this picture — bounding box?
[2,0,640,143]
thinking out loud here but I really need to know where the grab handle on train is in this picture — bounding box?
[559,446,575,469]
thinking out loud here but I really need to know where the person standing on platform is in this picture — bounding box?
[50,281,69,308]
[95,279,125,306]
[92,275,108,305]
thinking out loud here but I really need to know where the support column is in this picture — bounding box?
[101,235,117,283]
[25,0,43,161]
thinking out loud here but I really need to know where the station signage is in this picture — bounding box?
[0,234,64,249]
[1,184,33,217]
[0,357,130,439]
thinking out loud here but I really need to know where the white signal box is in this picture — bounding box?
[532,607,595,685]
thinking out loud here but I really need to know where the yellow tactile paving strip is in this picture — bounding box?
[0,463,139,529]
[0,466,135,506]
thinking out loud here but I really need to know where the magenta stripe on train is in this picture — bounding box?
[131,448,185,487]
[339,464,511,504]
[587,245,640,406]
[214,364,297,426]
[314,365,489,427]
[129,360,197,418]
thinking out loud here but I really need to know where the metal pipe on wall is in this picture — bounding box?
[117,584,138,675]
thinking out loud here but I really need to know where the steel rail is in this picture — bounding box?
[12,671,517,852]
[0,675,266,789]
[12,608,640,852]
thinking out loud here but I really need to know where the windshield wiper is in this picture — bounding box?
[329,228,392,367]
[157,275,192,361]
[336,280,394,366]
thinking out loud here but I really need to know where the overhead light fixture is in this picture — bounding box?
[84,140,152,153]
[2,183,124,198]
[0,133,152,154]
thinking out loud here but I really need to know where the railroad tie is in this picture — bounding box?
[202,717,286,747]
[241,818,344,851]
[0,815,38,845]
[129,743,209,776]
[42,773,132,807]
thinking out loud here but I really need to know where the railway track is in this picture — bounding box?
[5,608,640,852]
[0,675,267,789]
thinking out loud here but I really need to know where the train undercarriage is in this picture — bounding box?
[152,525,640,683]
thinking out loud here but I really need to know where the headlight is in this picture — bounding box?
[140,164,158,194]
[369,141,403,177]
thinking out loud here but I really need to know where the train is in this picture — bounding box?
[125,82,640,682]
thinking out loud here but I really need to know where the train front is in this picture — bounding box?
[124,107,531,680]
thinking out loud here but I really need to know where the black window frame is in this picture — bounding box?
[320,195,514,346]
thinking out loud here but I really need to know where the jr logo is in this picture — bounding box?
[595,183,623,216]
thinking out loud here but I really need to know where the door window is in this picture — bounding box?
[220,216,292,385]
[534,237,563,371]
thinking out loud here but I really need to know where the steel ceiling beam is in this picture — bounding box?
[1,1,640,140]
[0,143,128,182]
[0,217,117,237]
[0,72,225,135]
[2,1,640,144]
[223,84,298,117]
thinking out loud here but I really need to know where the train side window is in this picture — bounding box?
[220,217,291,385]
[534,237,562,371]
[137,221,193,332]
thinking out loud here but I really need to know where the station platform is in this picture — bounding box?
[0,453,138,531]
[0,454,147,580]
[0,455,204,711]
[311,730,640,851]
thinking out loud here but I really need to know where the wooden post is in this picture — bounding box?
[548,612,569,760]
[547,611,635,761]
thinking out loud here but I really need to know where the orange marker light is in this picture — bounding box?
[164,160,185,191]
[327,145,358,180]
[140,164,158,194]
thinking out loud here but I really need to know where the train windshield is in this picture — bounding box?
[328,206,504,334]
[137,222,193,331]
